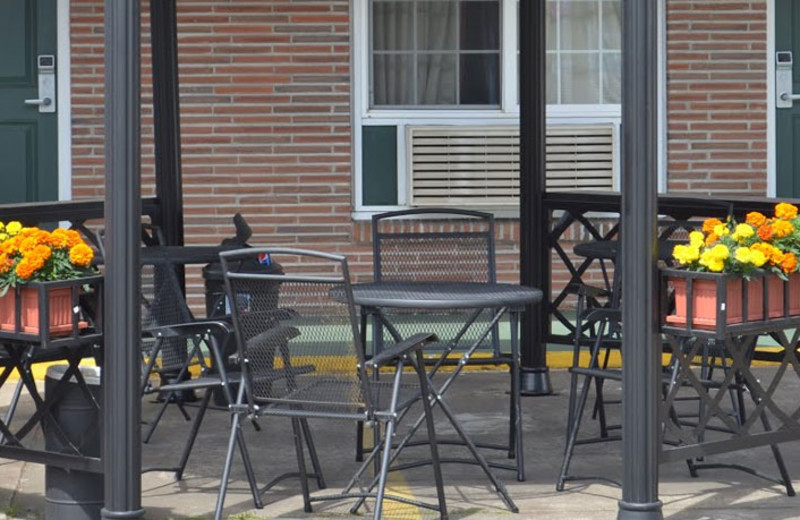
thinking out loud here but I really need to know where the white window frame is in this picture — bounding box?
[352,0,666,218]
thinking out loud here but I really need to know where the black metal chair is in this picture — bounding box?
[360,208,525,478]
[214,248,447,520]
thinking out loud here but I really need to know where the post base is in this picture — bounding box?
[101,507,146,519]
[617,500,663,520]
[520,366,552,396]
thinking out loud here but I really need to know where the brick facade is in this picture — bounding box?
[666,0,768,195]
[67,1,771,309]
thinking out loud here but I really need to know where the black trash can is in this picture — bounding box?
[44,365,103,520]
[203,254,283,405]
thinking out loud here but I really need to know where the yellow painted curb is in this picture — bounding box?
[12,346,787,381]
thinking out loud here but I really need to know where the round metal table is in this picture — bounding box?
[350,282,542,310]
[350,281,541,484]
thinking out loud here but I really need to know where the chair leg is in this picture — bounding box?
[214,411,243,520]
[236,422,262,509]
[511,358,524,482]
[300,418,326,489]
[416,350,448,520]
[291,418,313,513]
[0,379,24,444]
[557,372,595,491]
[373,417,396,520]
[355,421,364,462]
[174,388,213,481]
[509,310,524,481]
[508,364,516,459]
[143,395,173,444]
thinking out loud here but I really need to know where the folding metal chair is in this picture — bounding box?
[214,248,447,520]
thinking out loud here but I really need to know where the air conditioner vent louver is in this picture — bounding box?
[408,125,616,207]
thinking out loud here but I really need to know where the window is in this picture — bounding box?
[545,0,621,104]
[371,0,501,107]
[357,0,634,212]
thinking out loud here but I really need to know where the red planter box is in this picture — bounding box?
[666,273,800,330]
[0,285,87,336]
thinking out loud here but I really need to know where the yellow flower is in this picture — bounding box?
[750,249,768,267]
[699,250,725,272]
[709,244,730,260]
[689,231,705,249]
[673,244,700,265]
[6,221,22,236]
[731,223,755,242]
[0,233,8,242]
[772,219,794,238]
[713,223,730,237]
[775,202,799,220]
[735,247,752,264]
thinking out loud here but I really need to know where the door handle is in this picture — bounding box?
[24,97,52,107]
[780,92,800,102]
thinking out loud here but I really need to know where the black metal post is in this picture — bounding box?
[519,0,552,395]
[618,0,662,518]
[103,0,145,518]
[149,0,184,249]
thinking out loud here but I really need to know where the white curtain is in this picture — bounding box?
[372,0,458,106]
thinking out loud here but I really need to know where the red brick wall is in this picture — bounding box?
[666,0,768,195]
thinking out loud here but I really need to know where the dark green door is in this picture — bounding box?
[0,0,58,204]
[776,0,800,198]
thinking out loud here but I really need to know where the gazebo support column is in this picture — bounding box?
[618,0,662,518]
[150,0,184,249]
[519,0,552,396]
[102,0,145,518]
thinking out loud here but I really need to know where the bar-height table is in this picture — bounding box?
[345,281,541,511]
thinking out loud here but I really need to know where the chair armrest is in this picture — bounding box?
[144,319,232,338]
[582,308,621,325]
[366,332,438,369]
[577,284,610,299]
[247,325,301,349]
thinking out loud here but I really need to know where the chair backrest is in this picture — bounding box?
[220,248,372,415]
[372,208,496,284]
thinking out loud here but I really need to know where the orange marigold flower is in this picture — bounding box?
[746,212,768,227]
[751,242,782,264]
[775,202,799,220]
[782,252,798,274]
[15,258,36,279]
[33,229,50,244]
[772,219,794,238]
[0,254,11,274]
[703,218,724,235]
[18,236,39,254]
[16,228,35,239]
[33,244,52,262]
[705,233,719,246]
[65,229,83,248]
[47,229,70,248]
[757,224,774,242]
[69,243,94,266]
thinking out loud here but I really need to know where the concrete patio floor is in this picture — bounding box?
[2,368,800,519]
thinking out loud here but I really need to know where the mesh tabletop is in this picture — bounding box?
[350,282,542,310]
